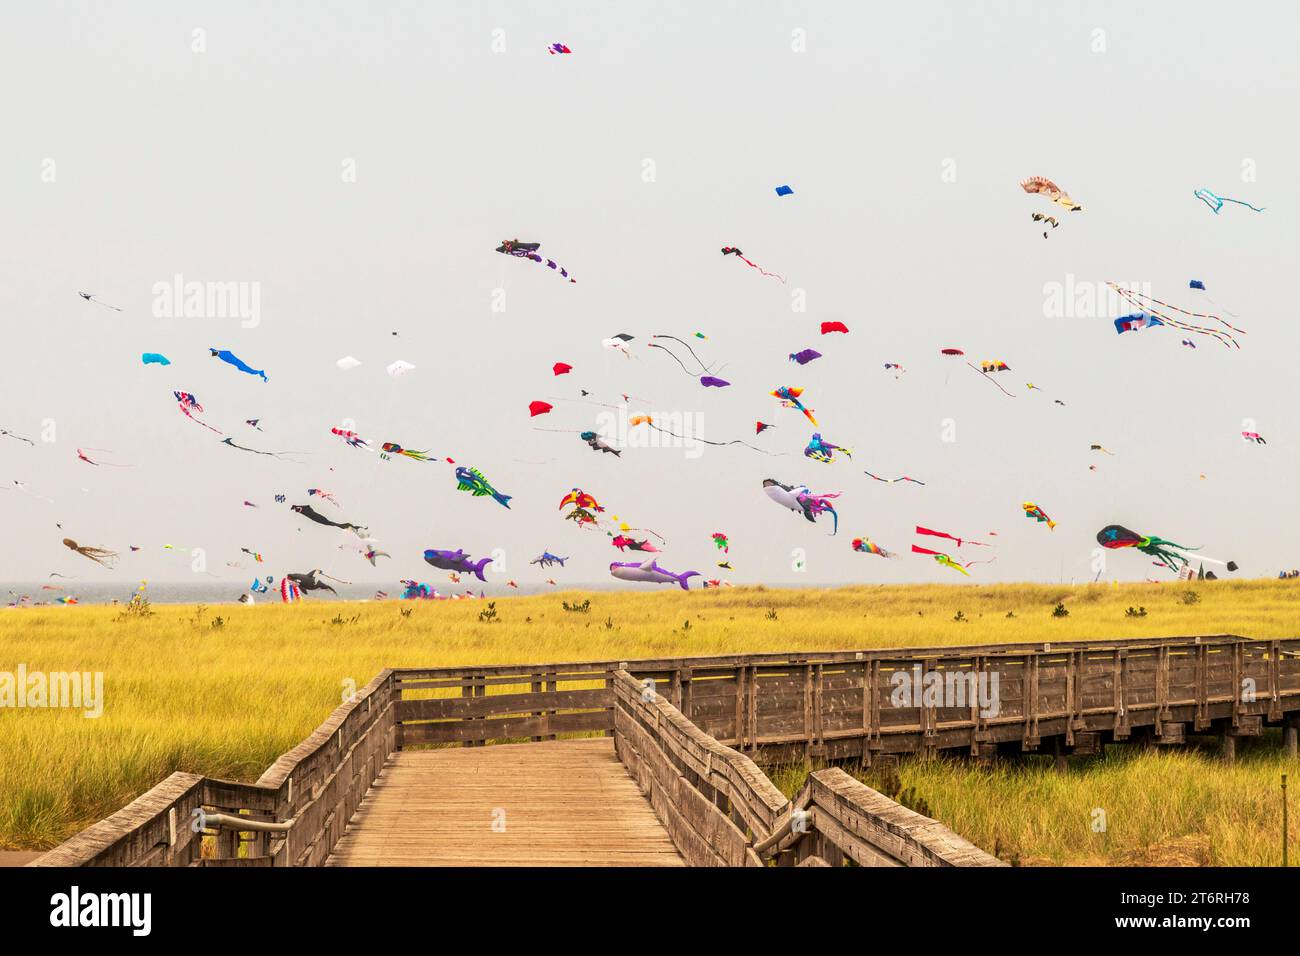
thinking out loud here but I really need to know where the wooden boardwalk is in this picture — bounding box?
[326,738,684,866]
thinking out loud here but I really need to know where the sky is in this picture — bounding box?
[2,0,1298,590]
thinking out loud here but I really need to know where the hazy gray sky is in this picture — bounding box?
[2,0,1297,588]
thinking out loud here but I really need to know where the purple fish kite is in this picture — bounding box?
[789,349,822,365]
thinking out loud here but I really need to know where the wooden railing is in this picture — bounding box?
[36,634,1300,866]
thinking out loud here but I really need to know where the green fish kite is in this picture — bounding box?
[453,466,512,509]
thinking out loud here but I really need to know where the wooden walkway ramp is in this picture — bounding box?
[326,738,684,866]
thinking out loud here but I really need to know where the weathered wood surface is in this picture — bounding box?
[325,739,683,866]
[766,768,1006,867]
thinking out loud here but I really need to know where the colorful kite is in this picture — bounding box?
[308,488,340,508]
[980,360,1010,373]
[530,551,568,568]
[548,42,572,54]
[805,432,851,463]
[331,427,368,449]
[496,239,576,283]
[884,363,906,378]
[852,537,895,558]
[1020,176,1083,211]
[580,431,621,456]
[1194,188,1264,215]
[911,544,970,576]
[559,489,603,512]
[455,467,511,508]
[174,391,222,434]
[1108,283,1244,349]
[380,442,437,461]
[756,422,774,434]
[712,532,729,553]
[611,534,658,552]
[424,548,493,581]
[915,526,990,549]
[771,385,817,426]
[1022,502,1056,530]
[210,348,268,382]
[1096,524,1236,573]
[762,478,840,535]
[720,246,785,283]
[1242,431,1266,444]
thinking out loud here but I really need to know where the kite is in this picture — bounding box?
[712,532,729,553]
[1182,339,1197,349]
[1188,279,1242,319]
[611,534,658,552]
[336,356,362,370]
[647,334,719,377]
[210,349,268,382]
[1108,283,1244,349]
[805,432,852,463]
[775,185,794,197]
[548,42,572,54]
[241,548,264,562]
[290,504,367,533]
[609,558,700,590]
[243,500,258,507]
[359,546,390,566]
[454,466,512,508]
[380,442,437,461]
[852,537,895,558]
[1090,444,1115,455]
[0,428,34,446]
[496,238,576,283]
[911,544,970,576]
[717,562,732,570]
[1031,212,1059,238]
[968,361,1016,397]
[559,489,603,512]
[529,401,553,417]
[756,422,775,434]
[884,363,906,378]
[141,353,170,366]
[720,246,785,282]
[249,577,271,594]
[553,362,572,376]
[62,538,117,568]
[821,321,849,335]
[308,488,340,508]
[700,376,730,388]
[1194,188,1264,215]
[863,470,925,485]
[75,448,130,467]
[790,349,822,365]
[1242,431,1266,444]
[246,419,262,430]
[566,507,599,529]
[386,360,415,377]
[286,570,346,594]
[630,416,778,454]
[78,291,122,311]
[762,479,840,535]
[331,427,368,449]
[174,391,222,434]
[940,348,964,356]
[530,552,568,568]
[602,333,635,356]
[1020,176,1083,211]
[424,548,493,581]
[1022,502,1056,530]
[1096,524,1237,574]
[771,385,817,426]
[274,495,286,503]
[915,526,990,548]
[580,431,621,456]
[220,437,305,461]
[980,360,1010,373]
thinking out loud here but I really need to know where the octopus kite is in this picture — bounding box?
[63,538,118,568]
[175,391,221,434]
[762,479,840,535]
[804,432,851,463]
[1096,525,1236,574]
[712,532,730,553]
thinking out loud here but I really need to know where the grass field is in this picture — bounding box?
[2,578,1298,860]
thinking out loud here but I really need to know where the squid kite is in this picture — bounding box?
[1022,501,1056,530]
[1096,524,1236,574]
[380,442,438,461]
[762,479,839,535]
[805,432,851,463]
[496,239,576,283]
[720,246,785,283]
[62,538,118,568]
[210,349,268,382]
[175,391,222,434]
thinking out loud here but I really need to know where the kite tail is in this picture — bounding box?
[1221,198,1265,212]
[736,254,786,283]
